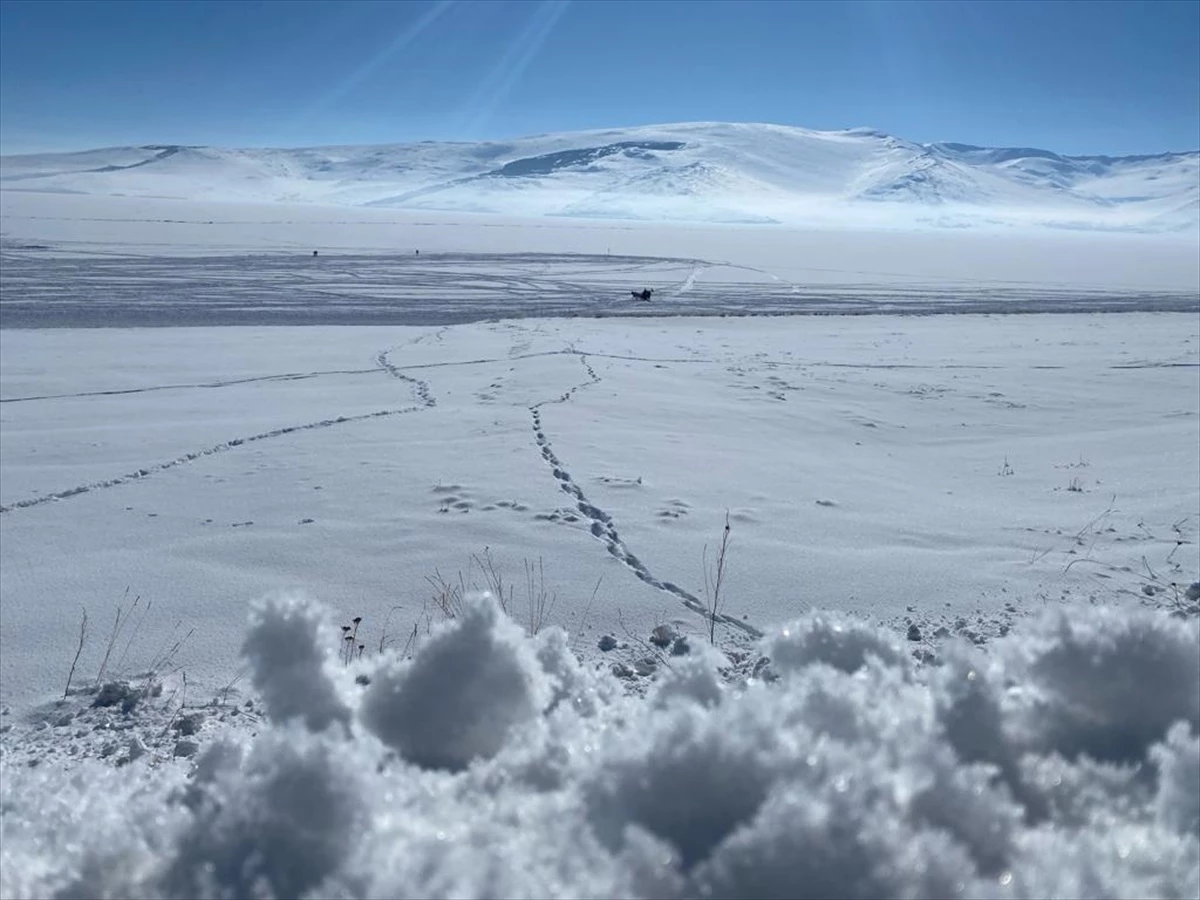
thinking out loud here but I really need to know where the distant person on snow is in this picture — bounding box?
[631,288,653,302]
[313,250,318,257]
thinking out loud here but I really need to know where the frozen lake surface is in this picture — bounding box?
[2,248,1197,328]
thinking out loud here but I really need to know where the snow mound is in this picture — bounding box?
[2,596,1197,899]
[361,592,550,771]
[1003,606,1200,763]
[165,728,365,899]
[242,592,351,733]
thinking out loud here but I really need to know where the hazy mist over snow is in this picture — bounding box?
[2,122,1197,232]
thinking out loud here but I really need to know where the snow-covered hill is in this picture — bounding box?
[2,122,1197,232]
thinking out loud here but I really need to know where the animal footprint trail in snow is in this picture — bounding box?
[374,347,437,408]
[431,483,529,515]
[0,343,439,515]
[530,352,601,410]
[527,358,761,639]
[0,366,380,405]
[0,407,427,514]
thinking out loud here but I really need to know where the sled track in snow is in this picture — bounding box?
[529,353,763,640]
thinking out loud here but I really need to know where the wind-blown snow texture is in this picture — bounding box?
[2,122,1196,232]
[2,593,1197,900]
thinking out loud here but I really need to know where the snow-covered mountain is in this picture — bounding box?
[2,122,1196,232]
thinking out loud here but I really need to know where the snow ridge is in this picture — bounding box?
[3,123,1195,231]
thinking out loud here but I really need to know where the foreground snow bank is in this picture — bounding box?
[2,594,1197,900]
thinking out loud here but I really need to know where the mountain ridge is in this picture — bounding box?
[3,122,1196,232]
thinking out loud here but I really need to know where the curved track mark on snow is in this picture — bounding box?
[386,349,709,374]
[0,405,425,515]
[375,347,437,407]
[1,368,380,404]
[2,349,438,514]
[529,355,762,640]
[531,351,601,408]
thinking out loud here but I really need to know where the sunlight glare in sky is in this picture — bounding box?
[291,0,457,140]
[458,0,571,140]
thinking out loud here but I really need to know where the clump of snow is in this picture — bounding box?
[361,592,550,771]
[165,726,366,899]
[533,624,612,717]
[1001,606,1200,763]
[650,640,728,710]
[1152,722,1200,835]
[2,596,1198,899]
[763,611,911,676]
[242,592,351,733]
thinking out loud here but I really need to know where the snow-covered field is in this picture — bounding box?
[1,195,1198,898]
[3,310,1198,704]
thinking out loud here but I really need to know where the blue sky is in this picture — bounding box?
[1,0,1197,156]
